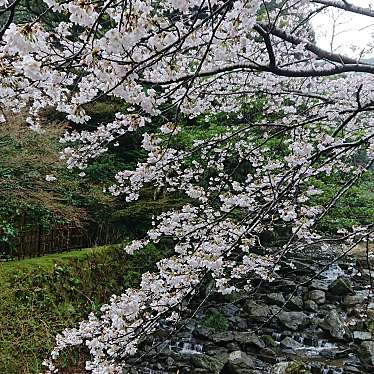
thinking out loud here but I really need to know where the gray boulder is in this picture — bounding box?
[266,293,286,307]
[353,331,372,341]
[234,332,265,350]
[286,296,303,311]
[280,336,303,351]
[307,290,326,304]
[278,311,309,331]
[328,277,354,296]
[359,341,374,370]
[244,301,271,322]
[190,353,226,373]
[272,361,310,374]
[304,300,318,312]
[223,350,255,374]
[319,309,352,340]
[344,291,369,306]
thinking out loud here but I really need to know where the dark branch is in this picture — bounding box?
[312,0,374,18]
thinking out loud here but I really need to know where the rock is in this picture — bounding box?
[344,291,369,306]
[353,331,372,341]
[328,277,354,296]
[278,311,309,331]
[320,349,336,358]
[193,325,215,340]
[275,279,297,291]
[319,309,352,341]
[272,361,310,374]
[226,342,240,351]
[190,353,226,373]
[359,341,374,370]
[221,304,241,317]
[229,316,247,330]
[304,300,318,312]
[335,348,352,358]
[244,301,271,322]
[286,296,303,311]
[271,362,289,374]
[310,279,329,291]
[233,332,265,350]
[343,364,362,373]
[307,290,326,304]
[267,293,286,307]
[259,348,277,364]
[280,337,303,351]
[262,335,277,348]
[223,350,255,374]
[210,331,235,343]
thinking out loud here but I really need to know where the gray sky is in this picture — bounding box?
[311,0,374,58]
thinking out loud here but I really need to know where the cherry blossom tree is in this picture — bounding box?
[0,0,373,372]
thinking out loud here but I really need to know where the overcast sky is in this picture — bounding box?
[311,0,374,58]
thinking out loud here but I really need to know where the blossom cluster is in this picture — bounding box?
[0,0,373,372]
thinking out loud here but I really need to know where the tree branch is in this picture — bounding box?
[312,0,374,18]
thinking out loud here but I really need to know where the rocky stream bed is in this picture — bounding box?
[122,248,374,374]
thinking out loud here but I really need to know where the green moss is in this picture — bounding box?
[201,310,229,332]
[285,361,310,374]
[0,243,170,374]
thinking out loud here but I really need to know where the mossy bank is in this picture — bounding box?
[0,243,169,374]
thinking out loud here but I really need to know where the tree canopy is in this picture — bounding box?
[0,0,373,372]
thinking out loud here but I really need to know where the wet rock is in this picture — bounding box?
[278,311,309,331]
[226,342,240,351]
[319,310,352,341]
[353,331,372,341]
[271,362,289,374]
[286,296,304,311]
[244,301,271,322]
[190,353,226,373]
[320,349,336,359]
[335,348,352,358]
[280,336,303,351]
[272,361,310,374]
[210,331,235,343]
[193,325,215,340]
[229,316,247,330]
[223,350,255,374]
[205,346,229,359]
[267,293,286,307]
[307,290,326,304]
[221,304,241,317]
[310,279,329,291]
[343,364,362,373]
[359,341,374,370]
[259,348,277,364]
[343,291,369,306]
[262,335,277,348]
[233,332,265,350]
[328,277,354,297]
[273,279,297,292]
[304,300,318,312]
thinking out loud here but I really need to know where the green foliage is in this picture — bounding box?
[201,310,229,332]
[0,243,170,374]
[285,361,311,374]
[366,320,374,335]
[0,117,125,253]
[309,173,374,234]
[111,188,188,235]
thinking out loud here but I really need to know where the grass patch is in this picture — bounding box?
[0,243,170,374]
[201,310,229,332]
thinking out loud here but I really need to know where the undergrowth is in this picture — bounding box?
[0,243,170,374]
